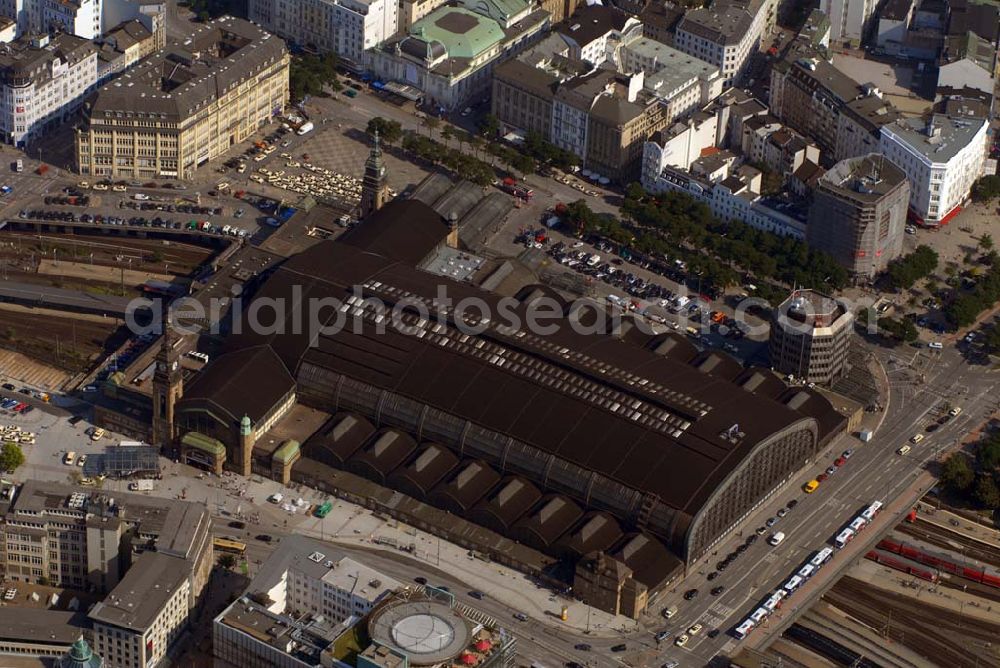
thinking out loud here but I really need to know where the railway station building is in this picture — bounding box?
[163,195,846,615]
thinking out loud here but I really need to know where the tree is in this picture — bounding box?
[366,117,402,146]
[478,114,500,138]
[887,245,939,289]
[218,554,237,570]
[440,125,454,148]
[974,473,1000,510]
[941,453,975,492]
[422,116,440,139]
[878,316,918,343]
[468,134,484,159]
[984,326,1000,353]
[978,435,1000,471]
[510,154,536,178]
[750,162,783,196]
[0,442,24,472]
[972,175,1000,202]
[980,234,995,253]
[288,53,340,102]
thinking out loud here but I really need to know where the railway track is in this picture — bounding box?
[824,576,1000,668]
[897,520,1000,570]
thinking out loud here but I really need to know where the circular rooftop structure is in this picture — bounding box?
[368,600,470,665]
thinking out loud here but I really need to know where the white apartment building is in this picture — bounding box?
[674,0,769,88]
[550,94,590,162]
[0,17,14,42]
[90,553,192,668]
[288,554,400,622]
[0,0,164,44]
[0,33,97,147]
[879,114,988,225]
[644,161,807,237]
[555,4,643,66]
[247,0,398,68]
[823,0,877,41]
[42,0,101,38]
[620,37,723,120]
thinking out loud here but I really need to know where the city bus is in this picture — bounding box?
[733,619,755,640]
[810,547,834,568]
[213,537,247,555]
[314,501,333,518]
[861,500,883,522]
[834,528,855,549]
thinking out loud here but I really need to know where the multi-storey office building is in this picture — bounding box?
[75,16,289,181]
[674,0,771,88]
[0,480,213,668]
[808,153,910,279]
[0,32,97,146]
[769,289,854,385]
[878,113,987,225]
[247,0,398,69]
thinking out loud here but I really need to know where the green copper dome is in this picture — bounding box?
[60,636,103,668]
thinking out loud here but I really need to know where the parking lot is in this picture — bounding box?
[509,223,771,362]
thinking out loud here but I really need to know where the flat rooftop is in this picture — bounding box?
[88,552,189,632]
[779,290,850,327]
[9,480,208,561]
[819,153,908,201]
[0,609,87,645]
[624,37,719,95]
[883,113,986,163]
[322,556,403,606]
[423,246,486,282]
[219,597,344,664]
[679,1,754,45]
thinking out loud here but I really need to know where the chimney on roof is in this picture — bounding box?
[446,211,459,249]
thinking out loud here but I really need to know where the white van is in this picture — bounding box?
[63,451,76,465]
[661,605,678,619]
[768,532,786,547]
[928,341,943,349]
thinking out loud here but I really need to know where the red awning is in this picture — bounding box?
[460,652,477,665]
[475,640,492,652]
[938,205,962,225]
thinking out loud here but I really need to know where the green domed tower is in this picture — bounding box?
[59,636,103,668]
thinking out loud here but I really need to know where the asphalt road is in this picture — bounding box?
[646,341,999,666]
